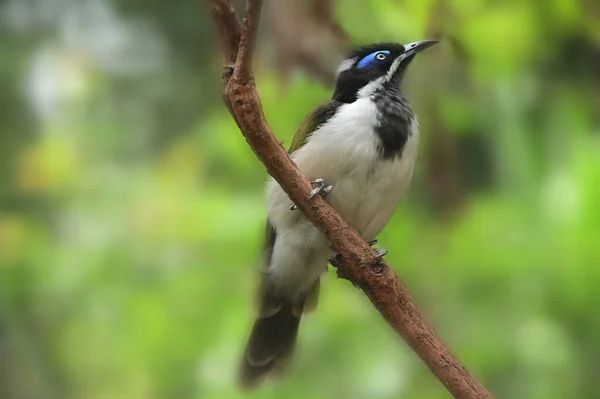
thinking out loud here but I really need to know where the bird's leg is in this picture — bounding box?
[290,178,333,210]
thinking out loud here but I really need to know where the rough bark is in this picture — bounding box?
[208,1,493,397]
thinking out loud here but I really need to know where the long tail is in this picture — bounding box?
[238,281,319,388]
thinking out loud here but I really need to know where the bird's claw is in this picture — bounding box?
[366,239,386,257]
[291,178,333,210]
[307,178,333,200]
[375,248,388,258]
[368,239,386,257]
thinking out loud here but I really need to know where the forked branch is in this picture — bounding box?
[208,1,493,397]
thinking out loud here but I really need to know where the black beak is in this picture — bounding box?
[386,39,439,81]
[398,39,439,62]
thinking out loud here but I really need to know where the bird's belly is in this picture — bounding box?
[264,112,418,298]
[328,156,414,241]
[267,111,419,243]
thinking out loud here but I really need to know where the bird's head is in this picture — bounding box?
[333,40,438,103]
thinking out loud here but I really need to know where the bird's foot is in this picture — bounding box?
[375,248,388,258]
[307,178,333,200]
[291,178,333,210]
[367,238,386,257]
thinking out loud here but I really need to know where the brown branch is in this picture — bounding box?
[234,0,261,83]
[208,0,493,397]
[209,0,240,64]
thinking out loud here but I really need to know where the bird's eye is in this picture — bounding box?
[356,50,391,69]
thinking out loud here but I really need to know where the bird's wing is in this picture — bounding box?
[265,100,342,254]
[244,100,342,374]
[260,100,342,298]
[287,100,342,154]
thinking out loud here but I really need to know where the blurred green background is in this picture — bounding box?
[1,0,599,398]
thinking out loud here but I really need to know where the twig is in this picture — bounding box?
[210,0,240,64]
[208,1,493,397]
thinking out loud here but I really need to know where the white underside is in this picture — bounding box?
[265,98,419,300]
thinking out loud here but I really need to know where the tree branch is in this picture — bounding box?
[208,1,493,397]
[208,0,240,65]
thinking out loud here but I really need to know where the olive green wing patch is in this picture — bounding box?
[288,100,342,154]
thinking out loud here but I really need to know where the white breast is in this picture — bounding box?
[267,98,419,243]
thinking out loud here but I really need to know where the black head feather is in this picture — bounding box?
[332,42,414,103]
[329,40,437,158]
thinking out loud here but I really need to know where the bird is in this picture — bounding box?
[239,39,438,388]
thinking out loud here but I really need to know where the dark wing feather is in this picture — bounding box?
[239,101,342,388]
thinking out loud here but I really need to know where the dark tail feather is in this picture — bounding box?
[239,302,301,388]
[239,280,320,388]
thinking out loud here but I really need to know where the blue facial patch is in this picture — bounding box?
[356,50,391,69]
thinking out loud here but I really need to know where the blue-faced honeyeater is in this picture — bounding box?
[239,40,439,387]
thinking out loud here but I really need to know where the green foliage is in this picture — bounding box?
[0,0,599,398]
